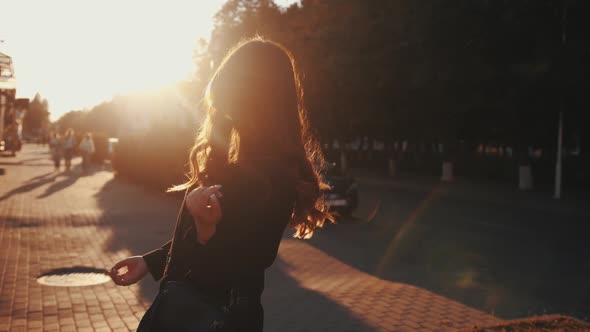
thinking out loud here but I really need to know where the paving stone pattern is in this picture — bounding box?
[0,146,501,331]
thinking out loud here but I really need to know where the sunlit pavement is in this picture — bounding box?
[1,145,509,331]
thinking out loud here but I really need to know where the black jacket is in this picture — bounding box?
[142,161,297,328]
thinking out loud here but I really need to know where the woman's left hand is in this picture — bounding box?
[186,185,223,244]
[109,256,148,286]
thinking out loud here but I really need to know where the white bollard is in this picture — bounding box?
[339,150,347,172]
[441,161,454,182]
[518,165,534,190]
[387,157,396,177]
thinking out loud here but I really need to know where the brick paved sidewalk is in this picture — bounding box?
[0,145,501,331]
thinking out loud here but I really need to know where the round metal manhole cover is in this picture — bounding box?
[37,267,111,287]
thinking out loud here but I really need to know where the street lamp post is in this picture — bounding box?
[554,1,569,199]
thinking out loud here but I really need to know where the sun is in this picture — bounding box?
[0,0,226,119]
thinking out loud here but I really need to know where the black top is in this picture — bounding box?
[143,161,297,301]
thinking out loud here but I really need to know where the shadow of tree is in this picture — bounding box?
[94,177,186,304]
[0,156,48,164]
[24,171,55,183]
[37,165,102,198]
[304,182,590,321]
[262,258,375,331]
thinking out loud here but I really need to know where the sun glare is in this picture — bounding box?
[0,0,225,119]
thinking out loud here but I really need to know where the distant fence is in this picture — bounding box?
[323,141,589,191]
[109,132,589,192]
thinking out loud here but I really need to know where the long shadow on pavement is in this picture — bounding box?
[0,156,48,164]
[0,172,59,201]
[37,164,101,198]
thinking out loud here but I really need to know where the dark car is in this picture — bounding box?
[0,129,21,156]
[323,161,358,216]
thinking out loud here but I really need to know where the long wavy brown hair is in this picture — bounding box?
[170,37,333,239]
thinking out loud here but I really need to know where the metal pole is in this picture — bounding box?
[1,41,8,147]
[554,110,563,199]
[0,93,5,143]
[554,1,568,199]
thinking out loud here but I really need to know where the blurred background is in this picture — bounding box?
[1,1,590,330]
[2,0,589,191]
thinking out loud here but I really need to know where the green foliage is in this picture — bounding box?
[90,133,109,163]
[203,0,589,149]
[112,125,194,191]
[22,93,49,136]
[56,100,120,137]
[55,83,202,189]
[55,0,590,187]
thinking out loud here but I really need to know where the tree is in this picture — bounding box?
[22,93,50,137]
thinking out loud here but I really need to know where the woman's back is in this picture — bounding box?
[79,138,95,153]
[112,38,333,332]
[173,161,296,292]
[63,135,75,150]
[49,136,61,148]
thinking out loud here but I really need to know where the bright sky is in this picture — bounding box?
[0,0,226,120]
[1,0,298,120]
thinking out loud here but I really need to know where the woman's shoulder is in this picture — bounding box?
[219,160,296,203]
[227,159,296,184]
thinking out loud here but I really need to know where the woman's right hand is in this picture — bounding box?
[186,185,223,244]
[186,185,223,226]
[109,256,148,286]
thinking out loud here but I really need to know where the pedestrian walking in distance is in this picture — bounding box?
[78,132,95,171]
[110,37,334,331]
[62,128,76,171]
[48,131,62,171]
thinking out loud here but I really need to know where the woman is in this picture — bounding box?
[110,38,333,331]
[49,131,62,171]
[78,132,95,171]
[62,128,76,171]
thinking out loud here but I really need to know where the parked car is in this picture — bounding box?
[107,138,119,160]
[323,161,358,216]
[0,129,21,156]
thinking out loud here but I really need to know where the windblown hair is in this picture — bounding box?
[170,37,333,238]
